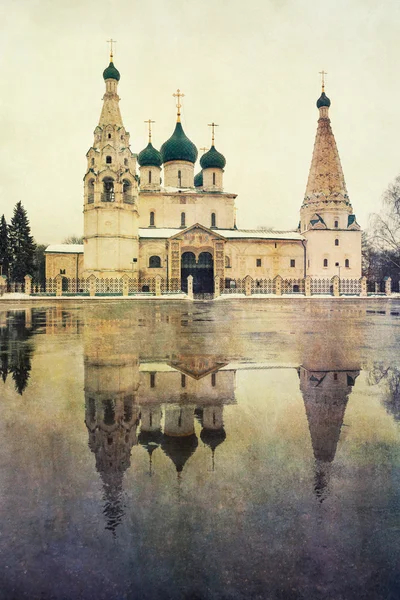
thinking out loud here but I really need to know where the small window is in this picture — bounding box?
[335,262,339,267]
[91,157,94,166]
[211,213,216,228]
[334,220,339,228]
[149,211,155,226]
[345,259,350,268]
[323,259,328,267]
[225,256,231,268]
[148,170,152,184]
[181,374,186,388]
[150,373,156,388]
[274,243,277,249]
[121,135,124,140]
[213,172,216,185]
[290,259,295,268]
[334,373,338,381]
[256,258,262,267]
[106,155,112,164]
[335,239,339,246]
[181,212,186,227]
[178,170,182,187]
[108,133,112,139]
[59,269,66,275]
[211,373,216,387]
[149,256,161,268]
[124,158,128,166]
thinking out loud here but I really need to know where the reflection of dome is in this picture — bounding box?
[103,61,120,81]
[161,433,198,473]
[138,429,163,456]
[200,427,226,452]
[160,122,198,164]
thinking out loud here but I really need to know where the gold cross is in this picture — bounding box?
[107,39,116,61]
[144,119,155,143]
[208,122,219,145]
[173,89,185,122]
[200,147,209,155]
[319,70,327,91]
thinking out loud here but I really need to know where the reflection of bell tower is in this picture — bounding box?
[299,367,359,501]
[84,316,140,533]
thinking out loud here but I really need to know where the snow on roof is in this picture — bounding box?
[138,228,302,241]
[45,244,84,253]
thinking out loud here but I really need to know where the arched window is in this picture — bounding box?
[106,155,112,164]
[225,255,231,268]
[323,258,328,267]
[181,374,186,388]
[149,256,161,268]
[178,170,182,187]
[123,179,133,204]
[91,157,95,166]
[335,238,339,246]
[211,373,216,387]
[181,212,186,227]
[150,373,156,388]
[103,400,115,426]
[108,133,112,139]
[102,177,114,202]
[211,212,216,228]
[213,172,216,185]
[345,259,350,268]
[334,220,339,228]
[88,179,95,204]
[148,170,152,184]
[149,211,155,226]
[124,158,128,166]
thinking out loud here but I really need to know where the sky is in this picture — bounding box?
[0,0,399,244]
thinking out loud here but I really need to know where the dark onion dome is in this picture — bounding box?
[161,433,198,473]
[200,427,226,452]
[160,122,198,164]
[103,61,120,81]
[137,142,162,167]
[194,171,203,187]
[317,91,331,108]
[200,145,226,170]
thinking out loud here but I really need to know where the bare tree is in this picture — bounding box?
[369,175,400,270]
[63,235,83,244]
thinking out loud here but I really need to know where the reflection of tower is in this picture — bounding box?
[161,405,198,476]
[299,367,359,501]
[84,321,140,533]
[200,406,226,471]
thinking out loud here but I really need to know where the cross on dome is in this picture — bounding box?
[208,122,219,146]
[144,119,155,143]
[319,70,327,92]
[173,89,185,122]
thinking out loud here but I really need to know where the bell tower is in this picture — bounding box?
[83,43,139,276]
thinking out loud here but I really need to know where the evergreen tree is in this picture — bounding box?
[9,202,36,283]
[0,214,11,278]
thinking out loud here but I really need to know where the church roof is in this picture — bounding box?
[138,228,302,241]
[45,244,83,253]
[304,90,349,204]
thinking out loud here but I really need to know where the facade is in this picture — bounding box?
[45,55,362,293]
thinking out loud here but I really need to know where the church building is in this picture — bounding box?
[45,53,362,294]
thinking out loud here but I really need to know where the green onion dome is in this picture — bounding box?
[317,91,331,108]
[194,171,203,187]
[160,122,198,164]
[103,62,120,81]
[200,145,226,170]
[137,142,162,167]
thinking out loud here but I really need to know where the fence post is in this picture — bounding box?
[244,275,252,296]
[155,275,162,296]
[332,275,340,297]
[384,276,392,296]
[55,274,63,297]
[304,275,311,297]
[89,274,96,297]
[360,276,367,297]
[24,274,32,296]
[214,276,220,297]
[187,275,193,299]
[274,275,282,296]
[122,274,129,297]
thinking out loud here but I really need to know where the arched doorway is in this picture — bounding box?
[181,251,214,294]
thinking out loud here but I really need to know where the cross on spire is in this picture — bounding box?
[144,119,155,143]
[208,122,219,146]
[173,89,185,122]
[319,70,327,91]
[107,39,117,61]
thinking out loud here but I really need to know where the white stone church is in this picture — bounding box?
[45,53,361,294]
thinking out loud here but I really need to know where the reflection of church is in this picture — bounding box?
[45,51,361,292]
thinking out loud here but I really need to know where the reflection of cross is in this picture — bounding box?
[200,147,208,155]
[144,119,155,142]
[319,70,327,90]
[107,39,117,61]
[208,122,219,145]
[173,89,185,122]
